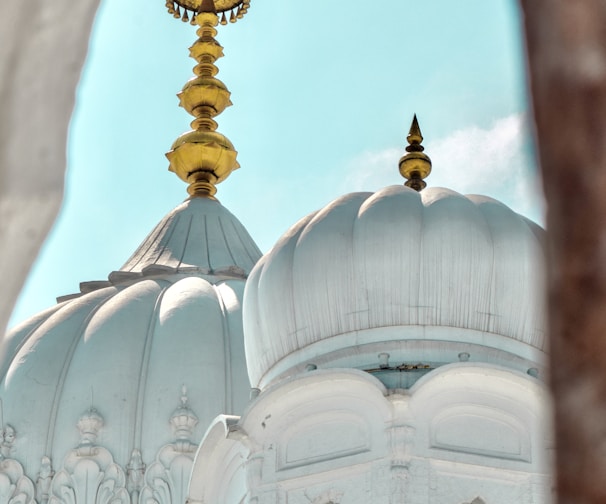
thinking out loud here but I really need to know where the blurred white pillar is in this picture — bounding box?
[0,0,100,335]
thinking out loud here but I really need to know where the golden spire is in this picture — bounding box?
[165,0,251,199]
[398,114,432,191]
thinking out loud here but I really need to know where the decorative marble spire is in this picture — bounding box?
[398,114,432,191]
[165,0,251,199]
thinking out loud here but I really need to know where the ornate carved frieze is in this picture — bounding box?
[389,423,415,501]
[127,449,146,504]
[0,425,36,504]
[140,387,199,504]
[36,456,55,504]
[48,408,129,504]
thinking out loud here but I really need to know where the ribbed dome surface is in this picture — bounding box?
[0,197,262,495]
[117,197,261,278]
[3,277,247,466]
[244,186,546,387]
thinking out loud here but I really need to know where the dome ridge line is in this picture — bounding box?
[198,213,209,269]
[216,215,238,267]
[131,283,171,453]
[43,290,119,458]
[149,212,181,267]
[472,198,499,335]
[226,215,262,265]
[175,213,194,270]
[415,187,425,326]
[212,283,233,413]
[0,303,66,380]
[126,215,180,271]
[121,212,175,273]
[220,214,258,269]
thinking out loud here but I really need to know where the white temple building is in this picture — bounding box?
[0,1,553,503]
[0,196,261,504]
[189,183,552,504]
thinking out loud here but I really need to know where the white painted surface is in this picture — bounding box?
[244,185,546,387]
[1,275,249,472]
[0,198,261,503]
[119,197,261,277]
[189,366,553,504]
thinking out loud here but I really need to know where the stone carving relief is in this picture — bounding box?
[126,449,146,504]
[49,408,129,504]
[36,456,55,504]
[389,423,415,500]
[140,387,199,504]
[0,425,36,504]
[0,426,16,460]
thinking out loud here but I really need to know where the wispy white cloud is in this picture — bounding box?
[343,114,545,224]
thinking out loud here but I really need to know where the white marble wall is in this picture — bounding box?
[189,366,554,504]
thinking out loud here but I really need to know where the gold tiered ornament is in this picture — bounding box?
[165,0,251,198]
[398,114,432,191]
[166,0,250,25]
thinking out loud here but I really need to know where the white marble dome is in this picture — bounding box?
[244,185,546,389]
[0,197,261,502]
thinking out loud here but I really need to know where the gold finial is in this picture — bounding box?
[398,114,432,191]
[165,0,250,25]
[165,0,251,199]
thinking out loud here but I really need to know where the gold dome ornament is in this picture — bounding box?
[165,0,251,199]
[165,0,250,25]
[398,114,432,191]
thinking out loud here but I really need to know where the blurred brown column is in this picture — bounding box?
[520,1,606,503]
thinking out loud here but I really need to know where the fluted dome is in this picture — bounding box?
[112,196,260,280]
[0,197,261,500]
[244,186,546,388]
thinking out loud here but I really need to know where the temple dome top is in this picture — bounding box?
[114,197,261,282]
[243,185,546,389]
[0,196,261,478]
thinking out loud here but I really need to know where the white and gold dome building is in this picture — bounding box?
[0,1,552,504]
[189,118,552,504]
[0,2,261,503]
[0,196,261,504]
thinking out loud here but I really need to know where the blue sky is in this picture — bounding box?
[9,0,542,327]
